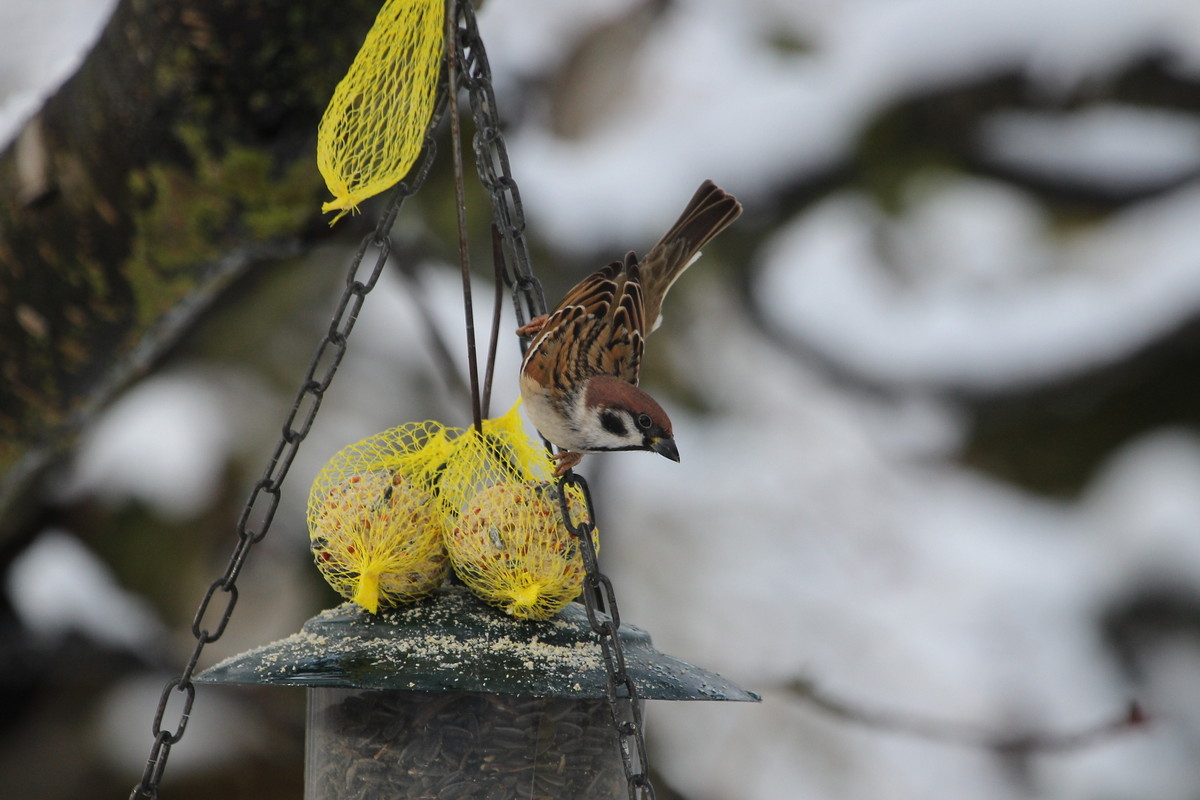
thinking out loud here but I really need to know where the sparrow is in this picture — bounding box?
[518,180,742,475]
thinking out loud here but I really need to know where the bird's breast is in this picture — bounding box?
[519,372,584,453]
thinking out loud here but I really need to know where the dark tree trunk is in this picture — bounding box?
[0,0,382,526]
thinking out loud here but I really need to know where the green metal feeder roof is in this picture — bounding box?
[195,584,759,702]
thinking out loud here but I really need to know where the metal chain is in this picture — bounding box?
[453,0,545,328]
[128,87,449,800]
[558,472,657,800]
[455,3,657,798]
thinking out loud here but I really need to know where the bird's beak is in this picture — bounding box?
[652,436,680,463]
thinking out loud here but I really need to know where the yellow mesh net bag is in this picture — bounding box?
[446,480,595,621]
[308,421,454,613]
[308,403,599,620]
[316,0,444,222]
[439,406,599,621]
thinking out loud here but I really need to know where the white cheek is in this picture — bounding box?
[571,395,610,453]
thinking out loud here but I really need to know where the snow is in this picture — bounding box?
[596,285,1191,799]
[59,364,276,522]
[979,105,1200,193]
[6,529,164,651]
[0,0,118,149]
[757,179,1200,389]
[1080,430,1200,597]
[96,674,267,775]
[489,0,1200,252]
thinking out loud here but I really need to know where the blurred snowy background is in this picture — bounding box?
[5,0,1200,798]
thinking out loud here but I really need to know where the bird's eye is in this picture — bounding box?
[636,413,653,430]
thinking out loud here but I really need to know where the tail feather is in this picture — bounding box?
[639,180,742,331]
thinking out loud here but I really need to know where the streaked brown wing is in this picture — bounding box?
[521,255,646,392]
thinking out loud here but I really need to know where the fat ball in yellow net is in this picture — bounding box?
[437,405,599,620]
[307,403,599,620]
[446,480,596,621]
[308,421,453,613]
[316,0,444,222]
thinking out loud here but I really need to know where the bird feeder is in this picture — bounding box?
[195,584,758,800]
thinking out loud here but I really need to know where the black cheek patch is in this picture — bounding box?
[600,411,627,436]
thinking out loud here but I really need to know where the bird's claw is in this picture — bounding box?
[551,450,583,476]
[516,314,549,338]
